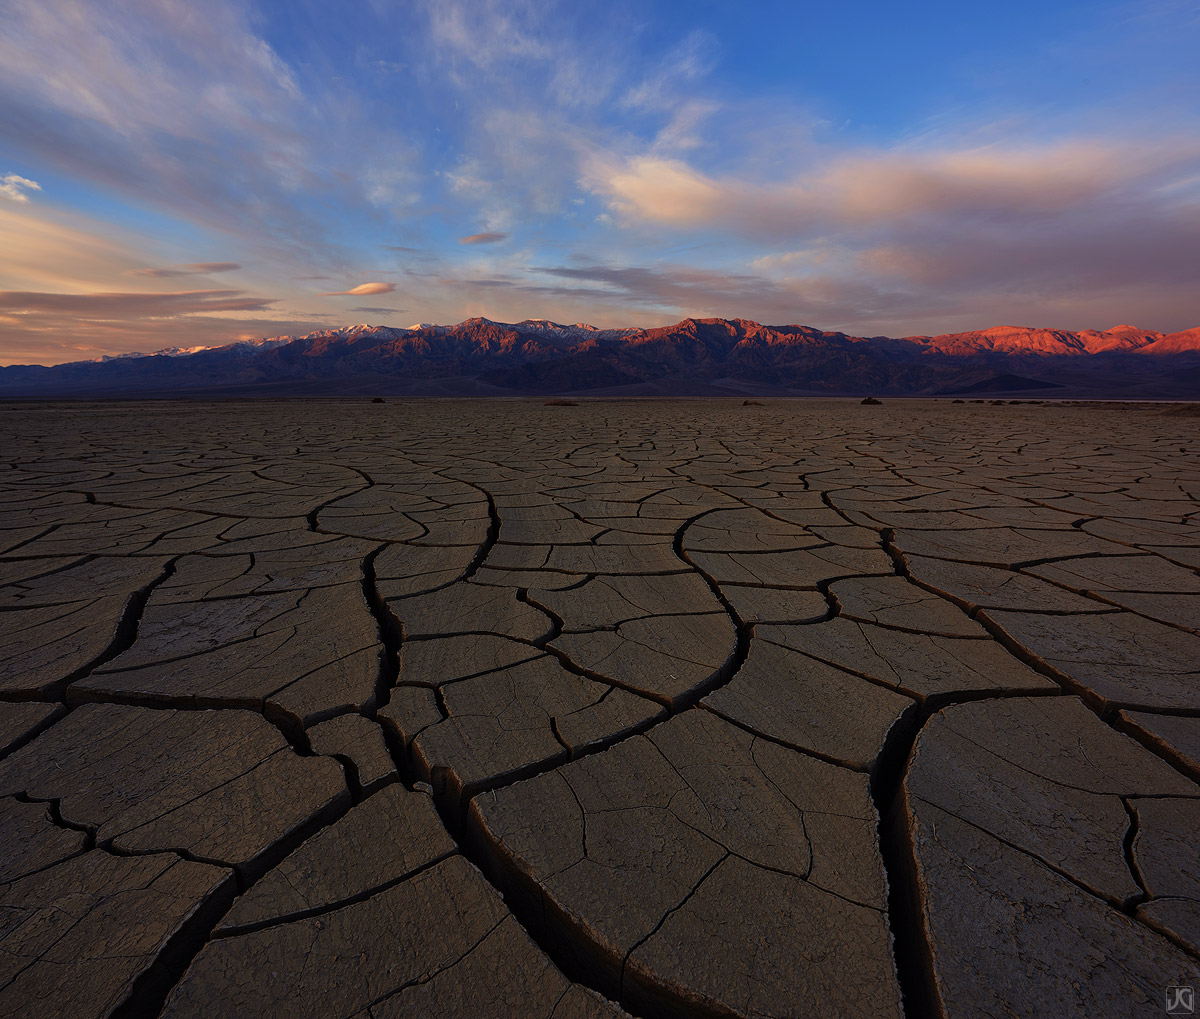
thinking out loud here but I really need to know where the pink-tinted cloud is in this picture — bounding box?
[0,313,329,367]
[394,251,1199,339]
[569,136,1200,334]
[127,262,242,277]
[589,141,1200,238]
[0,287,326,366]
[319,282,396,296]
[0,289,276,316]
[459,232,509,245]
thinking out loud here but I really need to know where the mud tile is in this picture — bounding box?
[1119,712,1200,777]
[163,856,505,1019]
[551,612,735,705]
[981,609,1200,709]
[307,713,397,794]
[413,657,659,797]
[389,581,552,641]
[0,849,232,1019]
[904,554,1109,612]
[0,796,88,883]
[0,705,348,873]
[1131,797,1200,952]
[474,709,898,1018]
[829,575,987,637]
[218,784,453,933]
[705,639,912,769]
[0,701,64,757]
[761,617,1053,700]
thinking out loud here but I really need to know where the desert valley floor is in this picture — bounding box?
[1,397,1198,1019]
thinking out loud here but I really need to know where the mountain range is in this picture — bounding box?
[3,317,1199,399]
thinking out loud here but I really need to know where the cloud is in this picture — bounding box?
[459,232,509,245]
[0,312,326,367]
[0,289,276,317]
[127,262,242,278]
[532,264,781,308]
[0,203,145,291]
[0,2,308,235]
[3,0,1198,357]
[588,141,1200,239]
[751,249,832,272]
[0,0,422,259]
[319,282,396,296]
[0,286,326,366]
[564,136,1200,334]
[185,262,243,274]
[619,31,713,114]
[409,261,809,324]
[351,306,404,314]
[395,243,1200,338]
[0,173,41,202]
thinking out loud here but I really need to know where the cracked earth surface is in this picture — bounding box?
[0,398,1197,1018]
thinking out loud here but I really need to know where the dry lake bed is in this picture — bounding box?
[1,397,1198,1019]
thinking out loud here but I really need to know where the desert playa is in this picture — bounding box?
[1,398,1197,1017]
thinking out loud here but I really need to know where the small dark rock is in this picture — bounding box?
[743,400,762,406]
[861,397,882,405]
[544,399,577,407]
[371,397,385,404]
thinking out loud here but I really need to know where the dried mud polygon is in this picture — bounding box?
[0,397,1196,1018]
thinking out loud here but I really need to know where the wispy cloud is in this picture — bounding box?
[319,282,396,296]
[459,232,509,245]
[127,262,242,278]
[0,173,41,202]
[0,0,420,259]
[0,314,326,367]
[0,285,324,366]
[570,138,1200,333]
[0,2,304,237]
[0,289,276,316]
[2,0,1199,361]
[351,305,405,314]
[588,142,1200,238]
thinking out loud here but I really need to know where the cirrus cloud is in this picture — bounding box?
[459,232,509,245]
[0,288,277,317]
[127,262,243,278]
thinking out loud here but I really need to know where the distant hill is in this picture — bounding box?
[2,317,1198,399]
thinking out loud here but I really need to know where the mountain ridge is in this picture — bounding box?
[3,316,1198,399]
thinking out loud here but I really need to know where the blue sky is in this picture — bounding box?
[1,0,1198,363]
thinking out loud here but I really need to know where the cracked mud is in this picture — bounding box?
[0,397,1197,1018]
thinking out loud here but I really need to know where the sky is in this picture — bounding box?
[1,0,1199,365]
